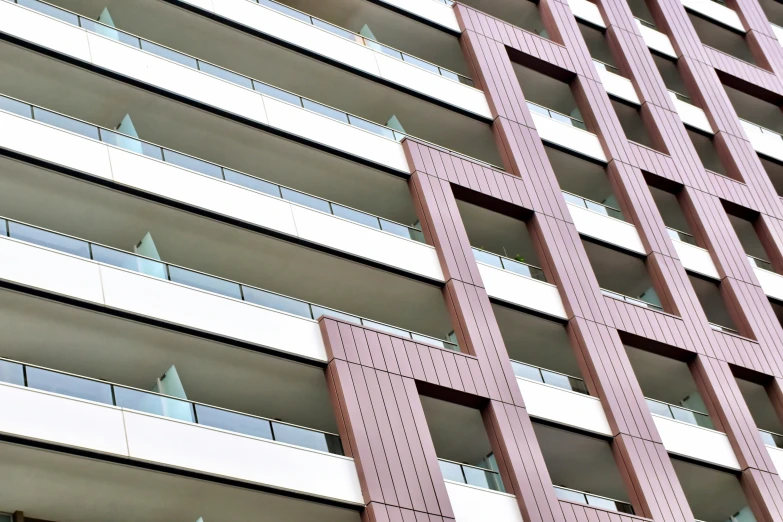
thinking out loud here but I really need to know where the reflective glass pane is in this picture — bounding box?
[331,204,380,229]
[401,54,440,74]
[0,96,32,118]
[0,219,6,236]
[760,430,777,446]
[197,61,253,88]
[501,258,533,278]
[379,220,414,240]
[280,188,331,213]
[195,404,273,440]
[586,494,621,511]
[253,81,302,106]
[410,333,446,349]
[438,460,465,483]
[510,361,543,382]
[223,170,281,197]
[140,40,198,68]
[301,99,349,123]
[472,249,503,268]
[26,367,113,405]
[458,76,475,87]
[79,19,140,46]
[242,287,312,318]
[439,69,459,82]
[541,370,576,391]
[272,422,332,453]
[310,305,361,324]
[312,18,356,40]
[33,108,99,140]
[377,44,403,59]
[362,320,410,339]
[554,487,586,503]
[99,129,163,159]
[257,0,312,23]
[526,103,550,117]
[568,377,589,394]
[18,0,78,24]
[562,192,586,207]
[91,244,167,279]
[9,222,90,258]
[408,228,426,243]
[584,200,610,216]
[347,116,396,139]
[162,149,223,178]
[0,360,24,386]
[462,466,492,489]
[114,387,194,422]
[168,266,242,299]
[646,398,673,418]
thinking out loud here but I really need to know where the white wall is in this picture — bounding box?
[0,382,363,503]
[636,19,677,58]
[0,109,442,281]
[670,92,713,134]
[671,239,719,279]
[567,202,646,254]
[765,444,783,477]
[652,414,740,469]
[772,23,783,44]
[182,0,491,118]
[445,481,524,522]
[530,112,607,163]
[0,237,328,361]
[753,265,783,302]
[374,0,460,32]
[595,64,640,105]
[517,378,612,436]
[680,0,744,31]
[741,120,783,164]
[477,262,567,319]
[0,1,411,173]
[568,0,606,28]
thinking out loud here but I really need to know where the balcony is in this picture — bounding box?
[440,460,524,522]
[0,0,503,169]
[668,228,720,278]
[554,487,634,514]
[740,119,783,164]
[527,102,607,162]
[457,0,550,38]
[773,23,783,42]
[688,11,756,65]
[568,0,606,28]
[761,429,783,476]
[564,193,646,254]
[635,17,677,58]
[681,0,744,32]
[669,91,714,133]
[594,60,640,105]
[672,458,756,522]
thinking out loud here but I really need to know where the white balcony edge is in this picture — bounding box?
[680,0,744,32]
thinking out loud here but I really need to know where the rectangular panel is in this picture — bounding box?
[0,237,105,303]
[290,204,444,281]
[530,112,607,163]
[595,64,640,105]
[99,265,328,361]
[680,0,744,31]
[652,414,740,469]
[772,23,783,43]
[517,377,612,436]
[636,19,677,58]
[263,96,410,172]
[123,410,364,503]
[753,265,783,302]
[107,147,300,237]
[476,262,567,319]
[0,382,129,456]
[373,53,491,119]
[672,239,719,279]
[765,444,783,476]
[0,0,92,61]
[567,203,646,254]
[375,0,460,31]
[567,0,606,28]
[445,480,524,522]
[85,33,268,125]
[0,109,113,180]
[670,92,713,134]
[741,120,783,163]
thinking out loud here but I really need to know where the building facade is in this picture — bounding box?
[0,0,782,520]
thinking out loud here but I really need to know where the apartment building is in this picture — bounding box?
[1,0,783,519]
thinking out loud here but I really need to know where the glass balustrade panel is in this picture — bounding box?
[272,421,342,454]
[25,367,114,405]
[0,360,25,386]
[0,95,32,117]
[194,404,273,440]
[223,169,282,198]
[242,287,313,318]
[511,361,544,382]
[91,245,168,279]
[439,460,466,483]
[167,266,243,300]
[8,222,91,258]
[114,386,195,422]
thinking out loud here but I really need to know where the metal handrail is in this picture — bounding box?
[0,93,426,243]
[709,322,740,335]
[635,16,658,30]
[9,0,503,171]
[0,215,459,351]
[561,191,625,221]
[471,247,546,282]
[666,227,698,246]
[510,360,589,395]
[592,58,622,76]
[0,355,344,453]
[526,101,588,130]
[438,458,505,492]
[739,118,783,140]
[601,289,664,311]
[759,428,783,448]
[554,485,635,514]
[645,397,715,430]
[668,89,693,104]
[747,255,773,271]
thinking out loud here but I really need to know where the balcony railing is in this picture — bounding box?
[645,397,715,430]
[0,356,344,454]
[562,191,624,221]
[601,289,664,311]
[668,89,694,105]
[666,227,698,246]
[635,17,658,30]
[511,360,589,395]
[748,255,774,272]
[438,459,505,492]
[740,118,783,142]
[593,59,622,76]
[0,216,459,351]
[254,0,474,86]
[760,428,783,448]
[0,94,427,243]
[526,101,588,131]
[471,247,546,282]
[8,0,501,171]
[554,486,634,514]
[709,322,740,335]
